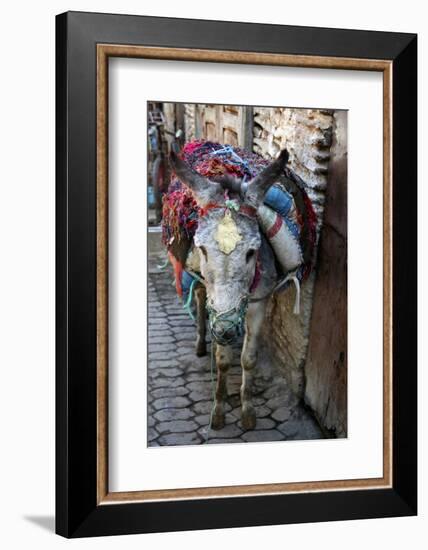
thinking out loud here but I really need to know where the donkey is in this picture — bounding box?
[168,148,303,430]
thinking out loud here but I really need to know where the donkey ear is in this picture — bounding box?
[169,151,220,205]
[244,148,289,207]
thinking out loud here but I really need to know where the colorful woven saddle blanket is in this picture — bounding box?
[161,140,317,305]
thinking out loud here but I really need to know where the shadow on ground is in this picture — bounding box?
[24,516,55,533]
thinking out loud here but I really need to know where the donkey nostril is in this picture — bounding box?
[224,328,236,341]
[212,326,237,345]
[211,320,239,345]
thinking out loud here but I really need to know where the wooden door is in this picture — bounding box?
[195,104,253,150]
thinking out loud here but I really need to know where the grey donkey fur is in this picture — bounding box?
[169,149,289,430]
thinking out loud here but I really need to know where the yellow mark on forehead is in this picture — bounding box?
[215,211,242,255]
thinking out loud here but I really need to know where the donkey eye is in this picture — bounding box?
[199,246,208,260]
[246,249,256,262]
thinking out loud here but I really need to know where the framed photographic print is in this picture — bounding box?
[56,11,417,537]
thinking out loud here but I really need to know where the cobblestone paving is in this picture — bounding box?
[148,249,323,447]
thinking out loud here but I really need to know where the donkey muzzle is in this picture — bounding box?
[207,297,249,346]
[210,319,240,346]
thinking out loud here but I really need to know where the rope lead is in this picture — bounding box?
[183,278,198,321]
[286,273,301,315]
[205,343,216,444]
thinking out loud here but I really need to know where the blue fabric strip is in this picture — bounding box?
[264,185,300,239]
[264,185,293,218]
[181,270,195,301]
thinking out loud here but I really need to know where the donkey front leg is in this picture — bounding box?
[211,344,233,430]
[241,301,268,430]
[194,285,207,357]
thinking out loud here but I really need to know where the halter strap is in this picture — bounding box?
[249,268,301,315]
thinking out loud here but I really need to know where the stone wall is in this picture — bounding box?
[184,103,196,141]
[253,107,333,224]
[162,102,176,136]
[303,111,348,436]
[254,108,335,400]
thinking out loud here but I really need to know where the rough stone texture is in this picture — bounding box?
[254,108,335,400]
[163,102,176,135]
[184,103,196,141]
[199,423,243,440]
[157,420,199,434]
[304,111,348,437]
[241,430,285,442]
[253,108,347,437]
[152,396,191,410]
[158,433,201,446]
[151,386,189,399]
[271,407,291,422]
[264,273,316,397]
[253,108,333,214]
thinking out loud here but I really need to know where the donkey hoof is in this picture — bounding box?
[195,343,207,357]
[211,415,225,430]
[211,410,225,430]
[241,406,256,430]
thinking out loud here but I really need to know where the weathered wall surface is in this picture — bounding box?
[254,108,335,399]
[253,108,333,219]
[303,111,348,437]
[184,103,196,141]
[162,102,176,136]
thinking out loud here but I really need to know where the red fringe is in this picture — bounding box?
[168,252,183,297]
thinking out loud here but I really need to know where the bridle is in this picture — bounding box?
[190,194,301,345]
[206,295,249,346]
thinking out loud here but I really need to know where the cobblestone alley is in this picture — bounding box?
[148,242,323,446]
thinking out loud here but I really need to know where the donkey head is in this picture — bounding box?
[170,148,289,344]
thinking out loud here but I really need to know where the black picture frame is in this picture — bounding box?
[56,11,417,538]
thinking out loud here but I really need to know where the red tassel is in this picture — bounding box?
[168,252,183,297]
